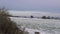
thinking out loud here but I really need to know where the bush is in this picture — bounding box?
[30,15,34,18]
[0,8,23,34]
[42,16,46,19]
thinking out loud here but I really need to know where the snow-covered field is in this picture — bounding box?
[8,11,60,34]
[10,17,60,34]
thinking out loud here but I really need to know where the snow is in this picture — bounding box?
[25,28,46,34]
[9,11,60,34]
[10,17,60,34]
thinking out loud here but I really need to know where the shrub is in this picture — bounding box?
[0,8,23,34]
[42,16,46,19]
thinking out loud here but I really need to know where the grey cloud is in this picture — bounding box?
[0,0,60,13]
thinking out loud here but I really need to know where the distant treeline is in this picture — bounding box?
[8,15,60,20]
[30,16,60,20]
[31,16,60,20]
[41,16,59,19]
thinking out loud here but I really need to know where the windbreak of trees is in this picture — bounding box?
[29,15,60,20]
[42,16,51,19]
[26,15,58,19]
[41,16,60,19]
[0,8,24,34]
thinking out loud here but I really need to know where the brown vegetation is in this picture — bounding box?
[0,8,23,34]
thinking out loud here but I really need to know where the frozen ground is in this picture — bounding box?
[10,17,60,34]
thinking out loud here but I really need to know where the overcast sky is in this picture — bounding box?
[0,0,60,13]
